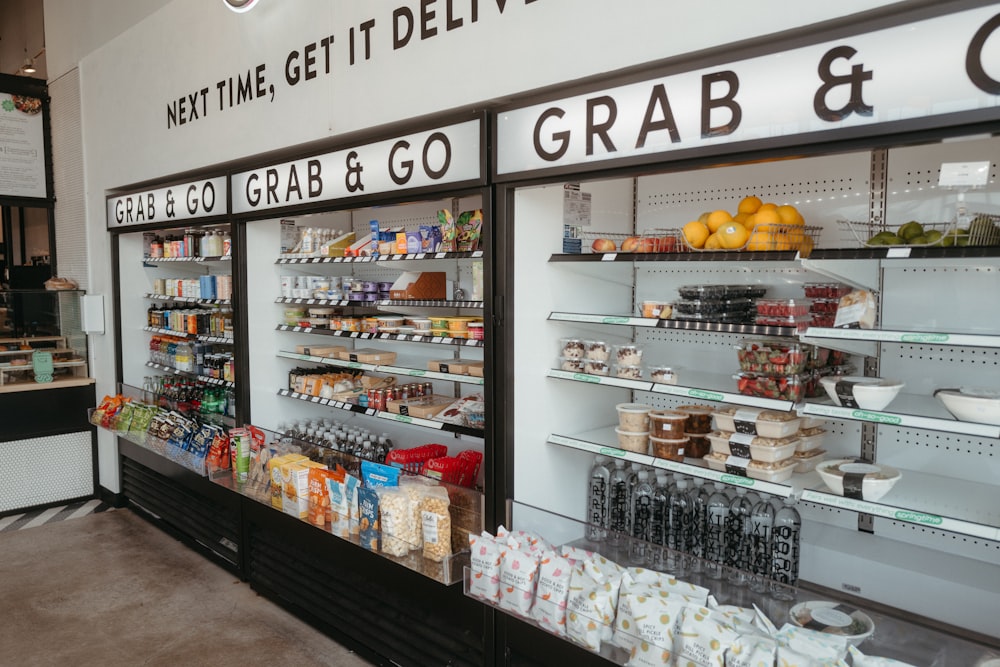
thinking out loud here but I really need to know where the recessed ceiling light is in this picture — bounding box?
[223,0,258,12]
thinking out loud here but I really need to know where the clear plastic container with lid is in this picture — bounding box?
[735,372,806,402]
[616,403,652,431]
[560,338,586,359]
[712,406,802,438]
[736,339,808,375]
[649,366,677,384]
[753,314,812,333]
[649,410,686,439]
[673,405,714,434]
[650,435,686,461]
[755,298,812,317]
[672,298,753,315]
[611,344,643,366]
[615,428,649,454]
[614,364,643,380]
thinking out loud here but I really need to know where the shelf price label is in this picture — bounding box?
[688,388,725,401]
[899,333,950,344]
[894,510,943,526]
[851,409,902,425]
[720,474,755,487]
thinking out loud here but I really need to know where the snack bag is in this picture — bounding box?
[580,554,625,642]
[361,460,400,488]
[376,486,412,556]
[847,646,917,667]
[775,624,849,664]
[565,564,610,652]
[358,486,380,551]
[613,587,693,653]
[673,605,741,667]
[530,550,574,636]
[622,594,688,666]
[307,467,337,528]
[468,532,502,602]
[561,545,595,562]
[456,209,483,252]
[112,401,136,433]
[326,471,350,538]
[419,485,452,562]
[498,542,540,618]
[438,209,457,252]
[345,473,361,536]
[726,635,778,667]
[91,395,117,426]
[206,430,230,470]
[775,647,848,667]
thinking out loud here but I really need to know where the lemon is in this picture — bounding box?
[682,221,710,249]
[704,233,723,250]
[738,195,762,214]
[746,230,773,251]
[718,223,749,249]
[706,209,734,233]
[777,204,805,226]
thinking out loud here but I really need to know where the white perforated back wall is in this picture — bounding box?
[49,69,89,289]
[637,151,871,248]
[0,432,93,512]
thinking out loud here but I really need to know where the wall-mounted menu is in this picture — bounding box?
[0,91,47,199]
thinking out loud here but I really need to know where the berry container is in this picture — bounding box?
[736,339,808,374]
[756,298,812,318]
[735,371,805,402]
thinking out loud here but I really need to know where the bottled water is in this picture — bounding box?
[726,488,753,586]
[688,478,710,573]
[704,482,730,579]
[666,477,691,575]
[649,472,670,570]
[629,471,654,563]
[748,496,775,593]
[585,456,611,542]
[771,495,802,600]
[608,460,630,546]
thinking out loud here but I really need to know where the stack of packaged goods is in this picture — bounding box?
[671,284,766,325]
[803,282,852,328]
[734,338,809,402]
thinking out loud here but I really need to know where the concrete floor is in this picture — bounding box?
[0,509,374,667]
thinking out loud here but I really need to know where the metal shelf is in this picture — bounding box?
[546,368,797,411]
[798,395,1000,439]
[803,327,1000,349]
[275,351,484,385]
[275,250,483,264]
[276,297,483,309]
[145,293,231,306]
[548,250,799,263]
[275,324,484,348]
[549,427,999,540]
[145,361,235,388]
[549,311,797,337]
[143,255,232,263]
[276,388,484,437]
[142,326,233,344]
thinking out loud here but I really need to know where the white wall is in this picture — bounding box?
[45,0,904,488]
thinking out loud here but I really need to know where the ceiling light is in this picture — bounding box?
[21,57,36,75]
[223,0,258,12]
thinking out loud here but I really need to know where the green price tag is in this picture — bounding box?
[894,510,943,525]
[721,475,754,487]
[688,389,724,401]
[32,351,54,383]
[599,447,627,457]
[852,410,902,425]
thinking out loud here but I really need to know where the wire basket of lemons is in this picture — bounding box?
[680,196,820,255]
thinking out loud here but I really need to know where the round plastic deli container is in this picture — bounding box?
[340,318,361,332]
[410,318,433,331]
[684,432,711,458]
[649,366,677,385]
[615,428,649,454]
[616,403,653,431]
[615,365,643,380]
[650,435,687,461]
[362,317,380,334]
[430,328,450,338]
[675,405,715,434]
[396,326,417,336]
[585,340,611,361]
[430,317,450,329]
[306,317,329,329]
[376,315,405,328]
[649,410,687,439]
[308,307,335,318]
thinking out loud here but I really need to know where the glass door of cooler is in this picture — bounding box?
[116,222,237,425]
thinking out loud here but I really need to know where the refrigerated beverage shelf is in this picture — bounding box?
[276,388,485,438]
[548,428,1000,541]
[276,297,484,309]
[276,351,484,385]
[548,250,799,263]
[145,293,232,306]
[145,361,235,388]
[143,255,232,263]
[275,250,484,264]
[142,326,233,344]
[276,324,484,348]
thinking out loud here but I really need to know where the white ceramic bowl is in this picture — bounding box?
[820,376,904,411]
[790,600,875,647]
[935,387,1000,426]
[816,459,901,501]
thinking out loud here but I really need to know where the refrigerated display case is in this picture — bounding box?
[487,5,1000,662]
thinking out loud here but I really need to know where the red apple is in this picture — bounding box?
[591,238,616,253]
[621,236,640,253]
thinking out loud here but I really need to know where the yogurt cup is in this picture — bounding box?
[616,403,653,432]
[410,318,433,331]
[615,428,650,454]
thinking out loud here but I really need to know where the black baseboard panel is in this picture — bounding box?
[98,485,126,508]
[243,499,487,667]
[502,615,619,667]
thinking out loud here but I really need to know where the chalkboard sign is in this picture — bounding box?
[32,351,53,383]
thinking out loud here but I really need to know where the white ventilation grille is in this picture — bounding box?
[49,69,88,290]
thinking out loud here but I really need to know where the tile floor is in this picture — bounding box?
[0,507,374,667]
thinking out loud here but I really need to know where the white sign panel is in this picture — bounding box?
[106,177,228,228]
[0,92,46,199]
[497,6,1000,175]
[232,120,481,214]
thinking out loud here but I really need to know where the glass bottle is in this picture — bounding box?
[687,477,710,574]
[665,477,690,575]
[649,472,670,570]
[705,482,729,579]
[586,455,611,542]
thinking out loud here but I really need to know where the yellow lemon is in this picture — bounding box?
[704,233,723,250]
[798,235,815,257]
[737,195,762,214]
[777,204,805,226]
[733,211,752,227]
[758,202,778,213]
[751,208,781,229]
[773,233,793,251]
[746,230,774,251]
[706,209,734,233]
[718,223,749,249]
[682,221,710,249]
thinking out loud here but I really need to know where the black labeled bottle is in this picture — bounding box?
[628,470,654,564]
[649,472,670,570]
[726,488,753,586]
[771,495,802,600]
[665,477,691,575]
[586,455,611,542]
[748,495,775,593]
[608,459,630,547]
[687,477,710,574]
[705,482,729,579]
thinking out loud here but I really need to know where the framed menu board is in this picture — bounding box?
[0,74,51,203]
